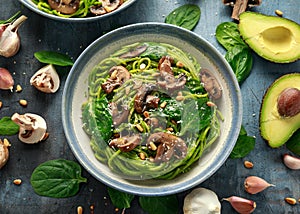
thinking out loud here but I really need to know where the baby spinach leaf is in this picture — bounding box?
[34,51,74,66]
[225,46,253,84]
[107,187,134,209]
[139,195,179,214]
[286,129,300,156]
[215,22,246,51]
[230,126,255,159]
[0,117,19,136]
[140,44,167,61]
[165,4,201,30]
[30,159,87,198]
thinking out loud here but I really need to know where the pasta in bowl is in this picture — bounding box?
[62,23,242,195]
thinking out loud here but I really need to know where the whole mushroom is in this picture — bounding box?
[11,113,48,144]
[30,64,60,93]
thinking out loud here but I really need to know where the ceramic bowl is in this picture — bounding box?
[18,0,136,22]
[62,23,242,196]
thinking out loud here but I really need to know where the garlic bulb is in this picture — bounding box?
[183,188,221,214]
[0,15,27,58]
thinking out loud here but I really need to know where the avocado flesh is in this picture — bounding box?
[260,73,300,148]
[239,12,300,63]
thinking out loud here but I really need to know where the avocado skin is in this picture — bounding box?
[259,73,300,148]
[239,12,300,63]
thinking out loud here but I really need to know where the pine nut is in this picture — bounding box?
[77,206,83,214]
[16,84,22,92]
[285,197,297,205]
[13,179,22,185]
[244,160,254,169]
[139,152,146,160]
[160,101,167,108]
[275,9,283,16]
[19,99,27,107]
[136,124,144,132]
[149,142,157,151]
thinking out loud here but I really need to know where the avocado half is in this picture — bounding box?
[260,73,300,148]
[239,12,300,63]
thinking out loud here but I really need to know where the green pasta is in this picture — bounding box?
[82,42,222,180]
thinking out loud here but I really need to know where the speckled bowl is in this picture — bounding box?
[18,0,136,22]
[62,23,242,196]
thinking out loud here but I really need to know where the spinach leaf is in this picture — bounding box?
[286,129,300,156]
[215,22,246,51]
[225,46,253,84]
[165,4,201,30]
[161,97,183,121]
[107,187,134,209]
[139,195,179,214]
[34,51,74,66]
[230,126,255,159]
[30,159,87,198]
[140,44,167,61]
[0,117,19,136]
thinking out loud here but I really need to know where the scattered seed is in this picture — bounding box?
[160,101,167,108]
[15,84,22,92]
[19,99,27,107]
[77,206,83,214]
[136,124,144,132]
[275,9,283,16]
[244,160,254,169]
[139,152,146,160]
[149,142,157,151]
[13,179,22,185]
[285,197,297,205]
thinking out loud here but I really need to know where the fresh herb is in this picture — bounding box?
[0,11,21,24]
[225,45,253,84]
[30,159,87,198]
[139,195,179,214]
[34,51,74,66]
[0,117,19,136]
[165,4,201,30]
[286,129,300,156]
[216,22,253,84]
[107,187,135,209]
[230,126,256,159]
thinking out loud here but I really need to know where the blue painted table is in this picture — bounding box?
[0,0,299,213]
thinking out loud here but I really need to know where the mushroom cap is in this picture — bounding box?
[30,64,60,93]
[11,113,47,144]
[48,0,80,15]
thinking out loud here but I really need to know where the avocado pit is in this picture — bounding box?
[277,87,300,117]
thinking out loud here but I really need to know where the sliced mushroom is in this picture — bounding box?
[90,0,124,15]
[11,113,47,144]
[134,84,158,113]
[120,45,148,58]
[110,102,129,126]
[48,0,80,15]
[147,132,187,162]
[157,56,187,91]
[0,139,10,169]
[30,64,60,93]
[200,69,222,100]
[109,134,141,152]
[101,66,130,94]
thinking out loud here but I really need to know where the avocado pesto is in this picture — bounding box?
[81,42,223,180]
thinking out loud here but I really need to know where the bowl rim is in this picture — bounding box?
[62,22,242,196]
[18,0,137,22]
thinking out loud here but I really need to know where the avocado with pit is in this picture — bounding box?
[260,73,300,148]
[239,12,300,63]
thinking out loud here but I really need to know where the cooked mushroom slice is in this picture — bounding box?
[0,139,10,169]
[90,6,107,16]
[103,0,123,13]
[157,56,187,91]
[134,84,158,113]
[109,134,141,152]
[110,102,129,126]
[11,113,47,144]
[48,0,80,15]
[30,64,60,93]
[147,132,187,162]
[101,66,130,94]
[120,45,148,58]
[200,69,222,100]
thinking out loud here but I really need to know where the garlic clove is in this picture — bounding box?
[0,15,27,58]
[244,176,275,194]
[283,154,300,170]
[223,196,256,214]
[183,188,221,214]
[0,139,10,169]
[0,67,14,91]
[30,64,60,93]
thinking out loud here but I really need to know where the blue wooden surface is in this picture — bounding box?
[0,0,299,213]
